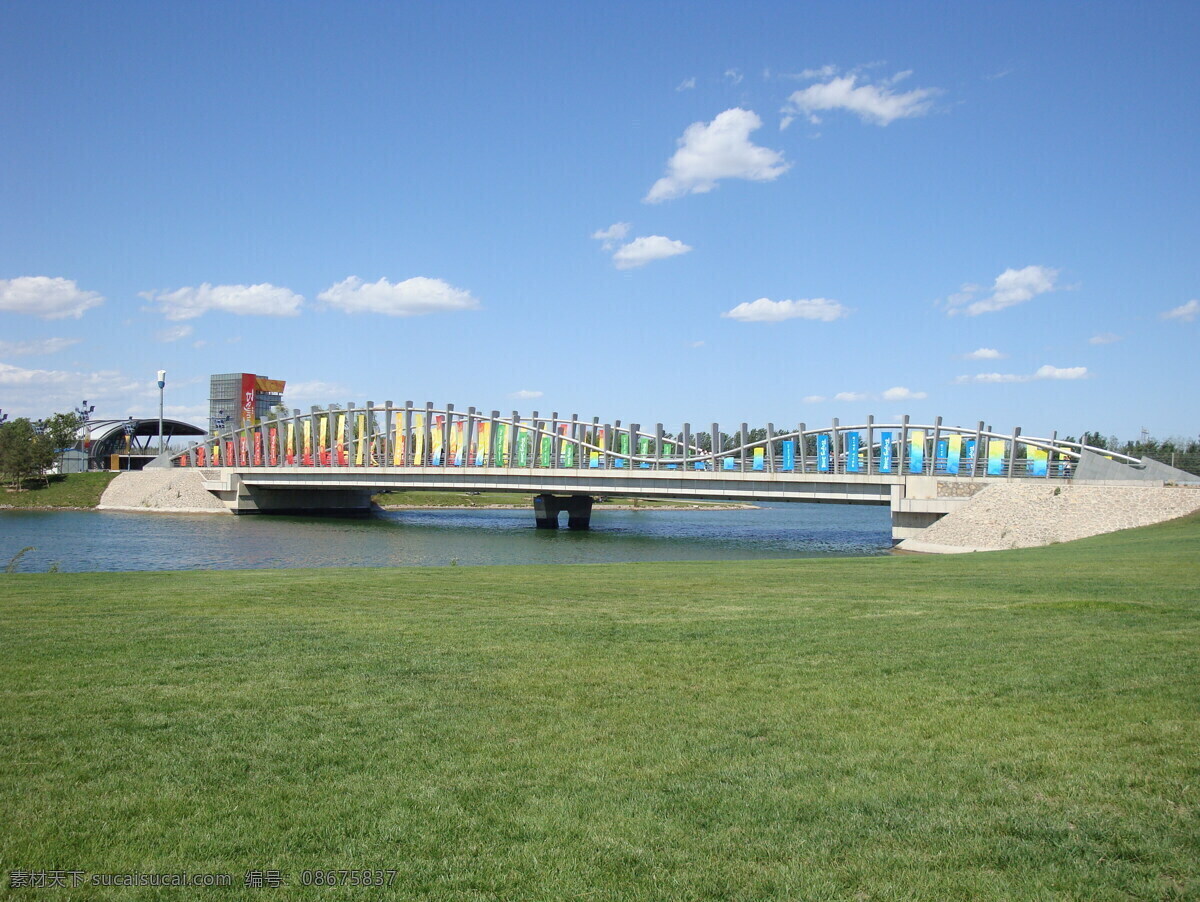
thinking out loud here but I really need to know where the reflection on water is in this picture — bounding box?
[0,503,891,573]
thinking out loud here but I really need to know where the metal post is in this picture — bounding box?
[682,422,691,469]
[156,370,166,456]
[465,407,476,467]
[419,402,431,466]
[383,402,393,467]
[829,418,839,475]
[509,411,520,467]
[1008,426,1021,478]
[403,401,413,466]
[972,421,984,477]
[930,416,942,476]
[866,415,874,475]
[765,423,775,473]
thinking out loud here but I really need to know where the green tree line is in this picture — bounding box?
[0,412,83,489]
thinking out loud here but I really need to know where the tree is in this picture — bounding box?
[40,411,83,455]
[0,418,56,489]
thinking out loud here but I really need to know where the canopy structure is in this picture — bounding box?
[86,418,206,469]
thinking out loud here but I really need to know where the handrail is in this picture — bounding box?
[165,402,1142,477]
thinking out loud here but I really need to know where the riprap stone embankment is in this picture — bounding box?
[898,483,1200,554]
[98,469,229,513]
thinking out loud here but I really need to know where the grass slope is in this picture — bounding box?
[1,515,1197,900]
[0,471,118,509]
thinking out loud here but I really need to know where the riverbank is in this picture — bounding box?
[1,513,1197,899]
[0,471,117,510]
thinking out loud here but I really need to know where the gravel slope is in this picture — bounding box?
[98,469,228,513]
[898,483,1200,553]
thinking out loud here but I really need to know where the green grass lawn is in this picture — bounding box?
[1,515,1197,900]
[0,471,118,509]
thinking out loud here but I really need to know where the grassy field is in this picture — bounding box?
[0,471,118,509]
[0,515,1197,900]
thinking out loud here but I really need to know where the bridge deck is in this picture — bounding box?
[202,465,1018,506]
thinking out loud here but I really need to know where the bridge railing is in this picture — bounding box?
[167,403,1140,480]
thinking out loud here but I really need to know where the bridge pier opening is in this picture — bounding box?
[533,494,593,530]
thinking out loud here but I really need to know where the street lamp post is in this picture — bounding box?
[157,370,167,456]
[123,418,136,470]
[75,400,95,469]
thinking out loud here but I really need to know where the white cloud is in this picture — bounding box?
[318,276,479,317]
[945,265,1061,316]
[591,222,631,250]
[612,235,693,270]
[724,68,743,85]
[509,389,543,400]
[0,362,142,417]
[957,364,1089,384]
[645,108,790,202]
[783,72,939,126]
[155,324,194,343]
[0,337,80,356]
[721,297,849,323]
[144,282,304,321]
[802,386,929,404]
[687,340,705,348]
[962,347,1005,360]
[1034,365,1089,380]
[1161,299,1199,322]
[1089,332,1121,345]
[163,403,211,423]
[282,381,353,408]
[793,65,838,80]
[0,276,104,319]
[882,386,928,401]
[676,77,695,92]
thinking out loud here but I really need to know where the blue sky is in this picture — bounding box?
[2,1,1197,440]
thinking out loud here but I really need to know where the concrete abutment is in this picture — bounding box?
[533,493,594,530]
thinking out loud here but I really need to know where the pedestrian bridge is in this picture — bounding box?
[161,401,1182,540]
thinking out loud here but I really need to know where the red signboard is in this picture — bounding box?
[241,373,257,426]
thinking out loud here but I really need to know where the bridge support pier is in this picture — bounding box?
[533,493,593,530]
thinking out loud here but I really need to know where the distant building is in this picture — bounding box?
[209,373,286,433]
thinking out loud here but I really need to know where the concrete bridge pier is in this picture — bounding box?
[533,493,593,530]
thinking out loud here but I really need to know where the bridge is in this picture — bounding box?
[159,401,1191,541]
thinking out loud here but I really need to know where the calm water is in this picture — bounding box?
[0,503,892,573]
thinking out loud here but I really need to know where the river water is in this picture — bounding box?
[0,504,892,573]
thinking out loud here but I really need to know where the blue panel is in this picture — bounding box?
[817,434,831,472]
[723,457,735,470]
[879,432,892,473]
[936,439,948,473]
[781,440,795,471]
[846,432,860,472]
